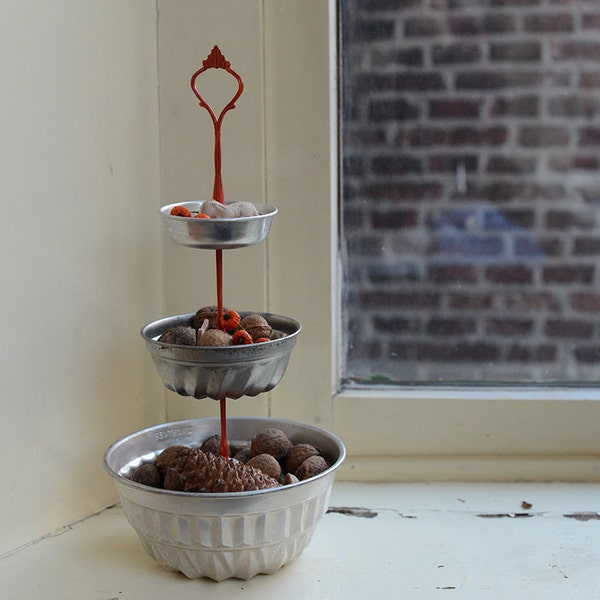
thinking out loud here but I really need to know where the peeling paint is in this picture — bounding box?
[327,506,378,518]
[563,512,600,521]
[476,512,534,518]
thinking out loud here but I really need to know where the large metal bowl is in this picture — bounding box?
[141,312,301,400]
[160,201,277,249]
[104,416,346,581]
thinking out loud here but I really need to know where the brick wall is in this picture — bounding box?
[340,0,600,386]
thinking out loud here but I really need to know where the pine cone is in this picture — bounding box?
[163,448,281,493]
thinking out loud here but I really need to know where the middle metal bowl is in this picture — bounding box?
[141,312,301,400]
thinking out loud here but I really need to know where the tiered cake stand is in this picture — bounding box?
[104,47,344,582]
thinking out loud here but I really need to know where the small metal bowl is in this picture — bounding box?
[160,201,277,249]
[141,312,301,400]
[103,416,346,581]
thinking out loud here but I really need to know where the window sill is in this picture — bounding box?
[2,482,599,598]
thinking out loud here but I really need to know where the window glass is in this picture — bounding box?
[340,0,600,387]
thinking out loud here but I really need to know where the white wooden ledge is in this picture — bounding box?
[2,483,600,599]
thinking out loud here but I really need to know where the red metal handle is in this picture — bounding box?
[190,46,244,204]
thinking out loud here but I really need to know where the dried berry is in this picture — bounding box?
[233,329,253,345]
[158,326,196,346]
[295,455,329,481]
[194,213,211,219]
[130,463,162,488]
[251,428,292,461]
[285,443,321,475]
[198,329,232,346]
[246,454,282,481]
[163,448,280,493]
[170,205,192,217]
[219,309,241,334]
[239,314,272,342]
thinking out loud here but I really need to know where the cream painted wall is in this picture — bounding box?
[0,2,163,554]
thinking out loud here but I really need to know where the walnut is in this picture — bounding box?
[197,329,232,346]
[283,472,299,485]
[233,445,253,463]
[295,455,329,481]
[155,445,191,477]
[130,463,162,488]
[251,428,292,461]
[193,306,221,329]
[246,453,282,480]
[239,314,272,342]
[158,326,196,345]
[200,434,221,456]
[285,443,321,474]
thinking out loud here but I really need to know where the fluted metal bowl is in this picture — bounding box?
[141,312,301,400]
[104,416,346,581]
[160,201,277,249]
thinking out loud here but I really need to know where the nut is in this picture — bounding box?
[285,443,321,474]
[130,463,162,488]
[197,328,232,346]
[233,446,253,463]
[246,453,282,480]
[240,314,272,342]
[283,472,300,485]
[155,445,191,476]
[193,306,230,330]
[200,434,221,456]
[158,326,196,346]
[295,455,329,481]
[251,428,292,461]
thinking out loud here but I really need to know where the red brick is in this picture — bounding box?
[545,319,594,339]
[543,265,595,284]
[523,13,573,33]
[486,265,533,284]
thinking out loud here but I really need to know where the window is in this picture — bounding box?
[162,1,600,481]
[340,0,600,388]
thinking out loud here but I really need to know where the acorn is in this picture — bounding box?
[162,448,280,493]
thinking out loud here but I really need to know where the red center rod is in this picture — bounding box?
[191,46,244,460]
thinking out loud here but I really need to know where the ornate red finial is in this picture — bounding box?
[202,46,231,70]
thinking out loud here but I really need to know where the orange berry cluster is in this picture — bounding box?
[170,205,210,219]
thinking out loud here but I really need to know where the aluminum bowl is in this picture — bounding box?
[160,201,277,249]
[104,416,346,581]
[141,312,301,400]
